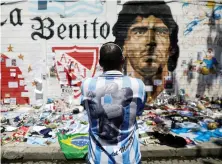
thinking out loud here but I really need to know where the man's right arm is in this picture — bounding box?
[136,79,146,116]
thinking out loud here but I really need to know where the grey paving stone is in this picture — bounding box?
[2,158,222,164]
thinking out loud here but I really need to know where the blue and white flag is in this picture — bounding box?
[28,0,105,17]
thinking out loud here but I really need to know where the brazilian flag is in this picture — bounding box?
[57,133,89,159]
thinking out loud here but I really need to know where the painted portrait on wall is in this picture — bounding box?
[113,1,179,102]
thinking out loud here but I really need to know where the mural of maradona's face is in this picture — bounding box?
[124,15,170,78]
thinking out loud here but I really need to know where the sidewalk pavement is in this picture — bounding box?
[1,139,222,161]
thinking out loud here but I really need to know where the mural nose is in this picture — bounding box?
[146,29,155,43]
[146,29,156,54]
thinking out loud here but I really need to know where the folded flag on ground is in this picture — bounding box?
[57,133,89,159]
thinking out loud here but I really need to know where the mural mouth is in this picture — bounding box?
[149,47,155,54]
[138,57,160,72]
[146,58,154,63]
[141,66,157,71]
[139,64,159,73]
[139,68,158,77]
[141,56,157,63]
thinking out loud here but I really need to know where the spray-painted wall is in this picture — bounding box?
[1,0,222,106]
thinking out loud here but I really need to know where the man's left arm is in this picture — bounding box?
[80,81,85,106]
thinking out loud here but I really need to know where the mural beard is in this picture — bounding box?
[125,52,169,103]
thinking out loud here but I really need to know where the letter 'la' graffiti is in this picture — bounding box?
[1,8,110,40]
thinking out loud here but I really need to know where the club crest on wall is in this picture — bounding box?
[52,46,99,98]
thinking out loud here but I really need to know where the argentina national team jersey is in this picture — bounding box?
[81,71,146,164]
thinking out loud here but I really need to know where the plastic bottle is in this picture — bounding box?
[211,97,215,105]
[197,101,205,110]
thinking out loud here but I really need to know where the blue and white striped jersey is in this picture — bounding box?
[81,70,146,164]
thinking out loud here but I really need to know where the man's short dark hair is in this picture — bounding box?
[112,1,179,72]
[99,42,123,70]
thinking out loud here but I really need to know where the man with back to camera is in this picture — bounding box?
[113,1,179,102]
[81,42,146,164]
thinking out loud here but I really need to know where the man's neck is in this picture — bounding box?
[103,68,122,73]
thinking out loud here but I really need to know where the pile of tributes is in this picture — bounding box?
[137,90,222,148]
[1,98,89,159]
[1,91,222,159]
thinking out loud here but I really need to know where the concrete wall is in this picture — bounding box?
[1,0,222,105]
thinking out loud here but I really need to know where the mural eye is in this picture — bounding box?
[135,31,144,35]
[132,27,147,36]
[156,27,169,35]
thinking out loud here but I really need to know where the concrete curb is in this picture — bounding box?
[140,143,222,158]
[1,141,222,161]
